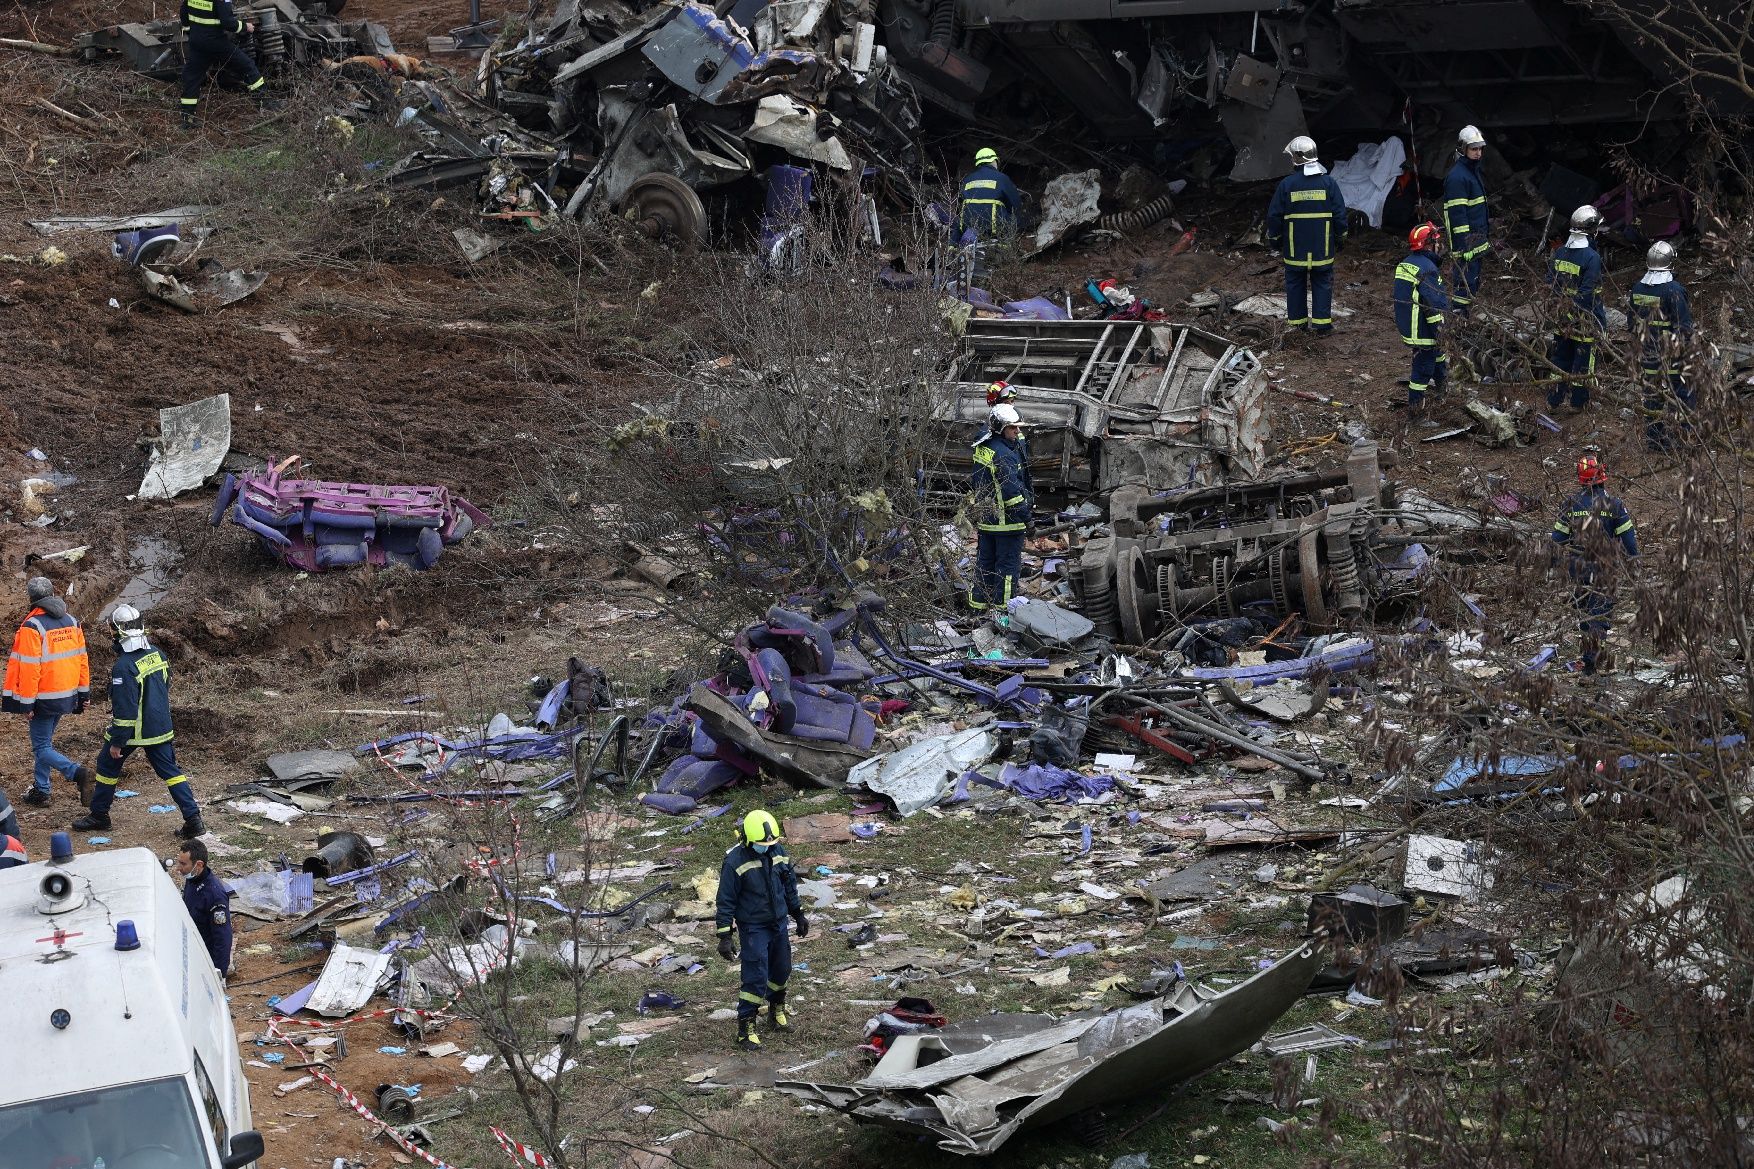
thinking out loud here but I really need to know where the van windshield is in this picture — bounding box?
[0,1076,211,1169]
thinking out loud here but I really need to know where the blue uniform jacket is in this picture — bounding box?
[970,432,1032,532]
[183,867,234,975]
[1629,277,1693,366]
[182,0,243,33]
[715,841,801,935]
[1266,171,1347,267]
[1550,243,1606,336]
[1552,487,1638,581]
[110,644,176,747]
[1441,157,1489,260]
[1392,251,1449,345]
[959,165,1021,236]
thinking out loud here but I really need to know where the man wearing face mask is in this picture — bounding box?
[72,604,206,838]
[715,810,807,1050]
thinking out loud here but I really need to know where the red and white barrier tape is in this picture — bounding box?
[308,1064,471,1169]
[491,1127,558,1168]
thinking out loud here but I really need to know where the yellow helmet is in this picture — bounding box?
[975,147,999,167]
[743,809,781,845]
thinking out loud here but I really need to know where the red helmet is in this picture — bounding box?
[985,380,1015,407]
[1097,278,1118,292]
[1577,456,1607,486]
[1408,222,1442,252]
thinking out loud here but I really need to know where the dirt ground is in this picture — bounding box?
[0,0,1717,1165]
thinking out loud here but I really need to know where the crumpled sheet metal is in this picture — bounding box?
[139,392,230,501]
[1028,169,1102,257]
[848,725,996,816]
[777,938,1325,1154]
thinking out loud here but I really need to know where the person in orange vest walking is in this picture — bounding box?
[4,577,93,808]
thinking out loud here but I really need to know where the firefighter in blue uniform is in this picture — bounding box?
[1551,456,1638,675]
[716,810,807,1050]
[1547,205,1607,411]
[1266,136,1348,334]
[969,403,1033,610]
[176,838,234,977]
[958,147,1021,240]
[1442,126,1490,316]
[72,605,206,839]
[1628,240,1695,451]
[179,0,267,128]
[1393,222,1450,412]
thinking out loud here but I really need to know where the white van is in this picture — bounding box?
[0,840,264,1169]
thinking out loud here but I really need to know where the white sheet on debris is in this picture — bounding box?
[1330,136,1406,229]
[305,943,392,1017]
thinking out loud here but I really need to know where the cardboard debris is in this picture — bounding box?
[784,813,855,843]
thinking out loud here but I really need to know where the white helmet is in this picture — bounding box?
[1457,125,1486,150]
[1645,240,1676,271]
[111,604,150,652]
[1570,205,1603,234]
[989,404,1022,431]
[1284,136,1317,166]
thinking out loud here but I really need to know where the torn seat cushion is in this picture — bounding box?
[751,606,835,676]
[799,642,875,687]
[749,648,798,734]
[787,684,877,751]
[655,755,745,800]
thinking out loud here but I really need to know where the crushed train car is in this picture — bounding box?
[930,317,1268,503]
[1070,441,1529,641]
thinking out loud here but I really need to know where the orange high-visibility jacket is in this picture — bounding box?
[3,604,91,715]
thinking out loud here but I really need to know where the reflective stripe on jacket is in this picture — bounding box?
[970,432,1032,532]
[1392,251,1449,346]
[1552,488,1639,579]
[182,0,242,31]
[1441,157,1489,260]
[715,842,801,933]
[1266,171,1347,267]
[3,605,91,715]
[1550,244,1606,338]
[110,645,176,747]
[958,165,1020,236]
[1629,278,1693,369]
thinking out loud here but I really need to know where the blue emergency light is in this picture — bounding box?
[115,920,141,951]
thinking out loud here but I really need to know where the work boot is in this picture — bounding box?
[177,815,208,840]
[72,764,94,806]
[767,1000,791,1033]
[72,812,112,831]
[736,1017,762,1050]
[22,788,50,807]
[180,110,198,130]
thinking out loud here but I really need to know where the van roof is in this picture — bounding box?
[0,847,221,1106]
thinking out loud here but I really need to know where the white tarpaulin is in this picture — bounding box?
[1331,136,1408,229]
[139,392,231,501]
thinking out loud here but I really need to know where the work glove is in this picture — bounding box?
[792,910,810,938]
[717,933,737,961]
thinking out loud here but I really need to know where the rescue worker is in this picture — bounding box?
[969,403,1033,610]
[0,835,26,870]
[179,0,269,129]
[958,147,1021,240]
[72,605,206,839]
[175,838,233,977]
[1628,240,1695,451]
[1547,205,1607,411]
[0,790,16,839]
[715,810,807,1050]
[1442,126,1490,316]
[4,577,93,809]
[1266,136,1347,334]
[985,380,1016,408]
[1551,456,1638,675]
[1393,222,1451,412]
